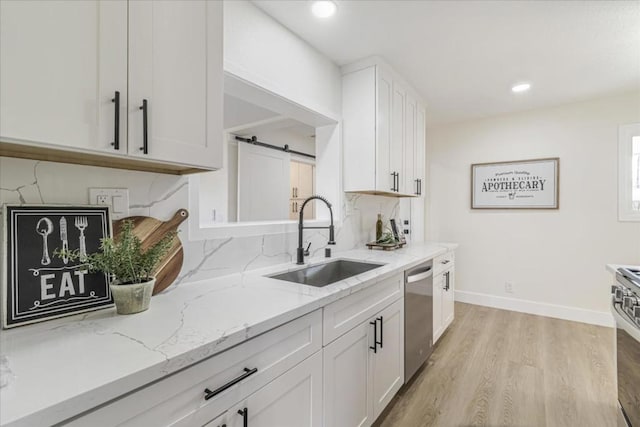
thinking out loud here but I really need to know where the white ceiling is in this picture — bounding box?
[252,0,640,125]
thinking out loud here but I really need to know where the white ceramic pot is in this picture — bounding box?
[109,278,156,315]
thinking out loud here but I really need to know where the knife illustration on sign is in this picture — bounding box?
[59,217,69,265]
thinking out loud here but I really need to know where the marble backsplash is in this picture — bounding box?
[0,158,402,290]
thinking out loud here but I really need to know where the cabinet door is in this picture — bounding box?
[201,412,227,427]
[290,162,299,198]
[375,68,393,192]
[0,0,127,153]
[410,104,426,242]
[442,269,455,330]
[404,94,417,195]
[370,299,405,420]
[128,0,222,169]
[323,321,373,427]
[230,351,323,427]
[298,162,315,199]
[415,104,426,193]
[390,82,405,193]
[433,273,444,343]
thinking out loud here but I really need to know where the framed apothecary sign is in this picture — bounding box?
[2,205,113,328]
[471,158,559,209]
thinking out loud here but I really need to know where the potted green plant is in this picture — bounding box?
[55,220,176,314]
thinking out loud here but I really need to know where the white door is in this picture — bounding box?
[404,95,417,195]
[238,143,290,221]
[433,273,444,343]
[376,68,393,193]
[0,0,127,153]
[370,299,405,419]
[128,0,223,169]
[390,82,405,193]
[442,269,455,329]
[230,351,323,427]
[323,321,373,427]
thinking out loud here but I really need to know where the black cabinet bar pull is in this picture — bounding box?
[110,91,120,150]
[390,172,396,192]
[369,320,377,353]
[204,367,258,400]
[396,172,400,192]
[238,408,248,427]
[377,316,384,348]
[139,99,148,154]
[419,179,422,195]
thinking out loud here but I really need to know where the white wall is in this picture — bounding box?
[427,92,640,326]
[224,0,342,121]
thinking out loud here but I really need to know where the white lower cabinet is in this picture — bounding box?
[323,318,372,427]
[433,252,456,344]
[64,272,413,427]
[370,299,404,419]
[228,350,323,427]
[323,298,404,427]
[203,412,227,427]
[66,310,322,427]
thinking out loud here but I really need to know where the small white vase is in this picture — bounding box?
[109,278,156,315]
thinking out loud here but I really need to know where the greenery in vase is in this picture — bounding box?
[55,220,177,285]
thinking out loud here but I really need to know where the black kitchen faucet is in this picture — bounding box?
[297,195,336,264]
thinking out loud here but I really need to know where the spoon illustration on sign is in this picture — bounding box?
[36,217,53,266]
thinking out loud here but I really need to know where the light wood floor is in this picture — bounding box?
[375,303,626,427]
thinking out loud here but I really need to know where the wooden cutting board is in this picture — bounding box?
[113,209,189,295]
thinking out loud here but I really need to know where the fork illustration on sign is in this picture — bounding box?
[74,216,88,261]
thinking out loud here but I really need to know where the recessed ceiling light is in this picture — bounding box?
[311,1,337,18]
[512,83,531,93]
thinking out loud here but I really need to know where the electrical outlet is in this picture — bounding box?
[89,188,129,219]
[505,282,514,294]
[96,195,110,205]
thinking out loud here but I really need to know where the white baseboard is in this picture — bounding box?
[455,290,614,327]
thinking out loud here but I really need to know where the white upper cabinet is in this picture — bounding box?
[404,94,417,195]
[375,69,393,192]
[342,59,426,197]
[0,1,128,153]
[128,0,222,168]
[415,104,426,196]
[0,0,223,173]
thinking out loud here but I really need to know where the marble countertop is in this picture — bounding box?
[0,242,456,427]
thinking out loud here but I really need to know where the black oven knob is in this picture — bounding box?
[633,306,640,321]
[614,287,625,303]
[623,295,638,310]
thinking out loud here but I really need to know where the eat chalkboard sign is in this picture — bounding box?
[2,205,114,328]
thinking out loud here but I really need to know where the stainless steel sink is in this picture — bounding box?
[268,259,384,288]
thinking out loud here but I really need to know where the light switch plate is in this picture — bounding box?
[89,188,129,220]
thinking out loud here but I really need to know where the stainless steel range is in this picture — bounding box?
[612,267,640,427]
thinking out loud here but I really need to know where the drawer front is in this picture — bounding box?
[323,273,403,345]
[433,251,454,275]
[66,309,322,427]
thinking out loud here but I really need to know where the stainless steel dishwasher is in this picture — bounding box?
[404,260,434,383]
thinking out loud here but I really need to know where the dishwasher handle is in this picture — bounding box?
[406,267,432,283]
